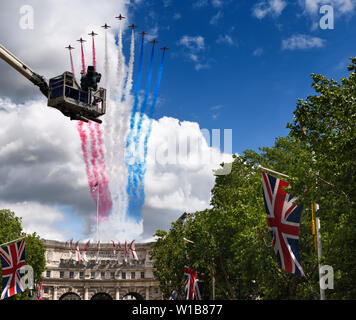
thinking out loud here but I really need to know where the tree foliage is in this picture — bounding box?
[151,59,356,300]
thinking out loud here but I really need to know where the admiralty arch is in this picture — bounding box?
[41,240,162,300]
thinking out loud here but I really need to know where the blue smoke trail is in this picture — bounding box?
[133,43,156,150]
[144,50,166,160]
[134,50,166,216]
[125,35,145,221]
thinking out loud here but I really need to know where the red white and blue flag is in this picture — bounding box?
[184,266,202,300]
[37,281,43,300]
[129,240,138,261]
[0,239,26,300]
[261,172,305,276]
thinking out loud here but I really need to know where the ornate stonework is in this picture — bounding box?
[41,240,162,300]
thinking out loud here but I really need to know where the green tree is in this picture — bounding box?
[151,60,355,300]
[287,58,356,299]
[0,209,46,300]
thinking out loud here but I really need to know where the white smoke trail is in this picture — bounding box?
[115,29,135,218]
[124,29,135,99]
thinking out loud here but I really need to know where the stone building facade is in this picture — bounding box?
[41,240,162,300]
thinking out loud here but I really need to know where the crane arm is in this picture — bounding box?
[0,44,49,97]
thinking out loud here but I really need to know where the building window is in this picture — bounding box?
[69,271,74,279]
[141,272,145,279]
[79,272,84,279]
[101,272,105,280]
[110,272,115,280]
[60,271,64,279]
[46,270,51,278]
[131,272,135,279]
[154,288,159,294]
[122,272,126,280]
[44,287,48,294]
[90,272,95,279]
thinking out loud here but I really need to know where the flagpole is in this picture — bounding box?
[315,203,325,300]
[0,236,26,247]
[257,165,290,178]
[96,183,100,243]
[303,125,325,300]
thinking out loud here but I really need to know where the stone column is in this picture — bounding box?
[145,286,150,300]
[53,286,58,300]
[84,286,89,300]
[115,287,120,300]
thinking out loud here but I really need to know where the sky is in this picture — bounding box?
[0,0,355,243]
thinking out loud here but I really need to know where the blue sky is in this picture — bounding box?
[125,0,356,155]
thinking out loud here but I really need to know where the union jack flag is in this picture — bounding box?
[0,239,26,300]
[184,266,202,300]
[261,172,305,276]
[37,281,43,300]
[129,240,138,261]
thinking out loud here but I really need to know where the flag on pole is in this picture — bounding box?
[111,240,117,255]
[184,266,202,300]
[261,172,305,276]
[82,240,90,262]
[68,239,73,259]
[75,241,81,262]
[0,239,26,300]
[95,241,100,263]
[169,290,180,300]
[117,242,122,264]
[129,240,138,261]
[124,241,128,263]
[37,281,43,300]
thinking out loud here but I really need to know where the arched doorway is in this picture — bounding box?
[59,292,81,300]
[91,292,113,300]
[122,292,144,300]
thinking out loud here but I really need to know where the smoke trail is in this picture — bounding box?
[123,30,136,100]
[125,34,145,221]
[90,33,112,218]
[77,122,96,201]
[133,42,156,151]
[69,50,76,79]
[92,35,97,72]
[135,50,167,215]
[80,42,86,75]
[104,30,109,88]
[112,24,130,218]
[126,33,144,142]
[144,50,166,164]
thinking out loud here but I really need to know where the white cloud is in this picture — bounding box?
[253,0,287,19]
[282,34,325,50]
[178,35,206,51]
[216,34,236,46]
[300,0,355,15]
[210,10,224,25]
[178,35,210,70]
[173,13,182,20]
[0,201,68,241]
[212,0,224,7]
[253,48,264,56]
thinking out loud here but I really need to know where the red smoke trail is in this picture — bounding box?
[80,42,86,75]
[77,121,96,197]
[69,50,76,79]
[88,33,112,219]
[92,36,96,72]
